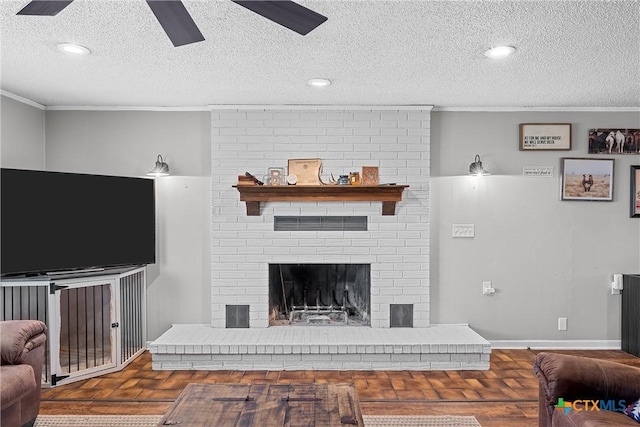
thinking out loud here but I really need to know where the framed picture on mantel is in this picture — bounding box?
[361,166,379,186]
[519,123,572,151]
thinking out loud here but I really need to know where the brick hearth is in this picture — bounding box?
[149,324,490,370]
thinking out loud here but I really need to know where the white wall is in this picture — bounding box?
[430,111,640,342]
[0,95,44,169]
[44,110,211,340]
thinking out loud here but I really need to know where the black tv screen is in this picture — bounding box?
[1,168,156,276]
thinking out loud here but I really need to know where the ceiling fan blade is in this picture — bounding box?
[231,0,327,36]
[17,0,73,16]
[146,0,204,47]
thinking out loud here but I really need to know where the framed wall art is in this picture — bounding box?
[519,123,572,151]
[631,165,640,218]
[560,158,614,201]
[588,128,640,154]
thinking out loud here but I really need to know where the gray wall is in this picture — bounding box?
[4,99,639,344]
[1,95,45,168]
[44,110,211,340]
[431,111,640,342]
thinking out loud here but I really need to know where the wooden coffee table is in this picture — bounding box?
[158,383,364,426]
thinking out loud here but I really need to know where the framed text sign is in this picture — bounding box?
[519,123,572,151]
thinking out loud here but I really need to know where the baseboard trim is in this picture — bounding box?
[490,340,621,350]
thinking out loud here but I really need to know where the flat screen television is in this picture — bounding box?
[1,168,156,277]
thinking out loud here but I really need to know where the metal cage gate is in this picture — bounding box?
[0,267,146,387]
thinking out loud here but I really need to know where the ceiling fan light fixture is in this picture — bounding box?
[57,43,91,56]
[307,78,331,87]
[484,45,516,59]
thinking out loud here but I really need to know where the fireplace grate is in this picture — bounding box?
[274,216,367,232]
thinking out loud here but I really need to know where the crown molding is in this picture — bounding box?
[208,105,435,111]
[44,105,210,111]
[433,106,640,112]
[1,90,45,110]
[2,94,635,113]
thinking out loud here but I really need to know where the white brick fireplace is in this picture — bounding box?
[210,107,431,329]
[149,106,491,370]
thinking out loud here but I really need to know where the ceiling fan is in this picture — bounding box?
[16,0,328,47]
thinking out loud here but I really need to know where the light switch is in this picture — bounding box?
[452,224,475,238]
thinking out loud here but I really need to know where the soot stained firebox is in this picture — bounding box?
[268,264,371,326]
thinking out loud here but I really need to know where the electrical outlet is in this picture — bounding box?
[452,224,475,238]
[558,317,568,331]
[612,274,623,295]
[482,281,495,295]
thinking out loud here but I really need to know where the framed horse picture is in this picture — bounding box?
[631,165,640,218]
[520,123,572,150]
[589,128,640,154]
[560,158,614,201]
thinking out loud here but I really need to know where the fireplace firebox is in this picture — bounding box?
[268,264,370,326]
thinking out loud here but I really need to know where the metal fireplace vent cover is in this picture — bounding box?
[390,304,413,328]
[274,216,367,232]
[226,305,250,328]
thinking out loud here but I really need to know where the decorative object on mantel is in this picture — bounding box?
[237,171,263,186]
[519,123,572,151]
[588,128,640,154]
[268,167,285,185]
[147,154,170,177]
[287,158,323,185]
[319,172,338,185]
[233,184,409,216]
[286,174,298,185]
[337,175,349,185]
[469,155,490,176]
[349,171,360,185]
[362,166,379,185]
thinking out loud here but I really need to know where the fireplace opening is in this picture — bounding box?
[268,264,371,326]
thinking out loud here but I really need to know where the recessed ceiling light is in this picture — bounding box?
[307,78,331,87]
[57,43,91,56]
[484,45,516,59]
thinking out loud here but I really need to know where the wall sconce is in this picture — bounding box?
[147,155,170,177]
[469,155,490,176]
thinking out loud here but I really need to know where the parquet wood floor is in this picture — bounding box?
[39,349,640,427]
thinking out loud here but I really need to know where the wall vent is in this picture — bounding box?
[274,216,367,232]
[390,304,413,328]
[226,305,250,328]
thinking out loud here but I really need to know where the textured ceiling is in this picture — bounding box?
[1,0,639,108]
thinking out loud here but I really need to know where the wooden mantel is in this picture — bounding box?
[233,184,409,216]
